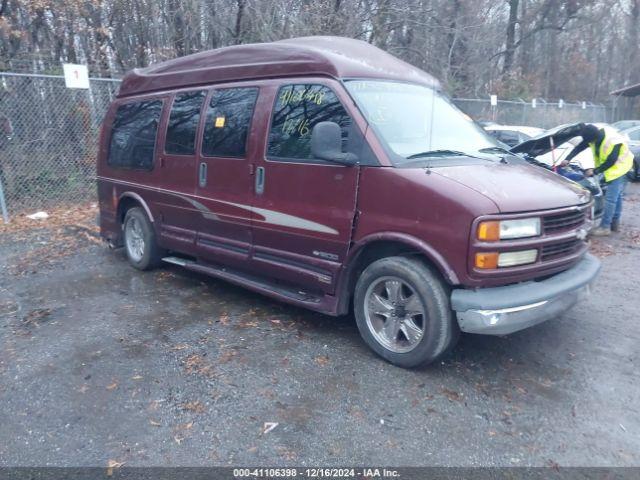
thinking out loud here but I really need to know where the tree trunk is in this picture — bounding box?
[627,0,640,84]
[234,0,246,45]
[502,0,519,75]
[168,0,186,56]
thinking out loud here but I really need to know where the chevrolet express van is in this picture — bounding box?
[98,36,601,367]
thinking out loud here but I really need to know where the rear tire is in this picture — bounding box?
[353,256,459,368]
[122,207,163,270]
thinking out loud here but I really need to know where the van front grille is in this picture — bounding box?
[543,210,585,233]
[541,239,581,261]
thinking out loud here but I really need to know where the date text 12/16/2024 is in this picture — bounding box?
[233,468,401,478]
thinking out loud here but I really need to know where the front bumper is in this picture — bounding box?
[451,253,601,335]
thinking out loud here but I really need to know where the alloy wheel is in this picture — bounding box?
[363,276,426,353]
[125,216,145,262]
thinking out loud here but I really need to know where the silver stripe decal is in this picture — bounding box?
[234,202,338,235]
[101,176,339,236]
[197,197,339,235]
[175,194,220,221]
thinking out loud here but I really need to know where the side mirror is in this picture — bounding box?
[311,121,358,165]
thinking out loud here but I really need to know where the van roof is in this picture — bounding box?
[117,36,440,98]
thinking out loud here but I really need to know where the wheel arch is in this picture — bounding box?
[117,192,154,224]
[335,233,459,315]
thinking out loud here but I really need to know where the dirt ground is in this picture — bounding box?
[1,186,639,468]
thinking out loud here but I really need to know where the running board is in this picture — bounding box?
[162,256,191,267]
[161,255,328,309]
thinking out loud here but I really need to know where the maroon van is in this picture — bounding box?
[97,36,600,367]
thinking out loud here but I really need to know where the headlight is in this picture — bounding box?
[475,249,538,269]
[477,218,541,241]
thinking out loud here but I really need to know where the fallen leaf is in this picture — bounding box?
[440,387,462,402]
[184,354,215,377]
[315,355,329,366]
[22,308,52,325]
[275,446,296,461]
[218,349,238,363]
[181,401,206,413]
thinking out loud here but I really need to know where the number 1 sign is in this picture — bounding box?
[63,64,90,89]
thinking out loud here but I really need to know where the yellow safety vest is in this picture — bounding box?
[590,128,634,182]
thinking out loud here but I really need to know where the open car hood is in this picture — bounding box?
[510,123,582,157]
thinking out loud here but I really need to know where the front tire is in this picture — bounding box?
[353,256,459,368]
[123,207,163,270]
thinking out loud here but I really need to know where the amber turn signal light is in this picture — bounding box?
[475,252,499,269]
[477,221,500,241]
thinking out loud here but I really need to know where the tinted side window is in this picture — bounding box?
[202,88,258,158]
[165,90,206,155]
[267,84,351,161]
[108,100,162,170]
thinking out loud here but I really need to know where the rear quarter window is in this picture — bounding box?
[108,99,163,170]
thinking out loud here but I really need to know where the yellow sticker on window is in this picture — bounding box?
[215,116,225,128]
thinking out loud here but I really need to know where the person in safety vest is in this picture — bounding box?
[561,123,634,236]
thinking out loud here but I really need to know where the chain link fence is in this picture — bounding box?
[0,72,120,222]
[0,72,616,222]
[453,98,611,129]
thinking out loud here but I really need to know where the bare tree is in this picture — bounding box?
[0,0,637,104]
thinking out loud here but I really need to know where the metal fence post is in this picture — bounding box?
[0,175,9,224]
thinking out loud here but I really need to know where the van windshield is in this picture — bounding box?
[345,80,497,164]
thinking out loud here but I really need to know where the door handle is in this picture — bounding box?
[199,162,207,187]
[255,166,265,195]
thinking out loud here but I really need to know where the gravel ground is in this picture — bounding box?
[1,185,639,468]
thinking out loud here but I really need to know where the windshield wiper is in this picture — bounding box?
[406,149,479,160]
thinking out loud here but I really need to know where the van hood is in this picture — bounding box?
[430,160,590,213]
[509,123,583,157]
